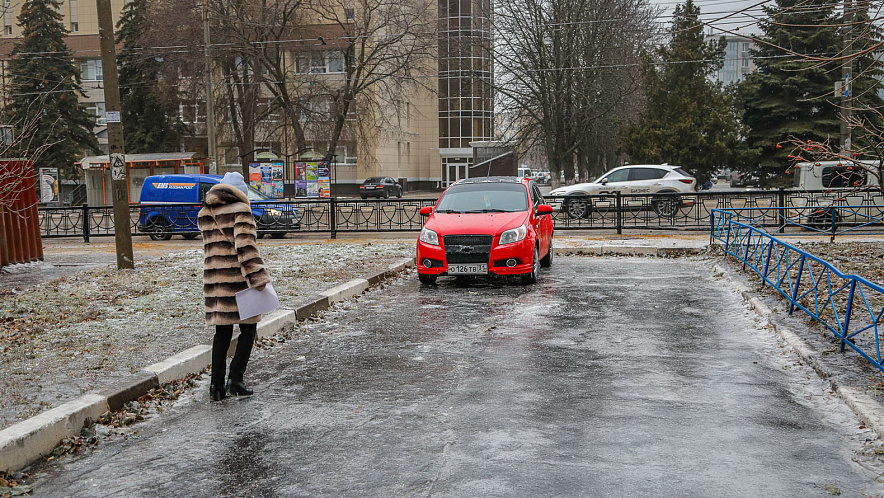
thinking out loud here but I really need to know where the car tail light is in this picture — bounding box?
[679,179,694,184]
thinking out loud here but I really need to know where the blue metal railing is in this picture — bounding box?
[711,207,884,372]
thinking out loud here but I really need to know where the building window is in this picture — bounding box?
[4,26,11,36]
[327,52,344,73]
[80,59,102,81]
[86,102,107,125]
[180,102,197,123]
[297,51,345,74]
[0,125,13,145]
[71,22,78,32]
[344,8,354,20]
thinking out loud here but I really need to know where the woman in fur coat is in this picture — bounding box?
[198,171,271,401]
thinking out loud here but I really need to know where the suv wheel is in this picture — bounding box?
[652,194,680,218]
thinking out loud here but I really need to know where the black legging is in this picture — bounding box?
[211,323,257,387]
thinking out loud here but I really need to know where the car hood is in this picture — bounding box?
[549,182,602,195]
[426,212,528,236]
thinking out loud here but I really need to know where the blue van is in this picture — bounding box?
[137,174,300,240]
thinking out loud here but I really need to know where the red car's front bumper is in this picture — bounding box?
[416,235,536,277]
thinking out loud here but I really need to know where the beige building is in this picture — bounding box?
[1,0,493,197]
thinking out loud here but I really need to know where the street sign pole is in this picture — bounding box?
[97,0,134,269]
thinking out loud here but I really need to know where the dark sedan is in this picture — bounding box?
[359,177,403,199]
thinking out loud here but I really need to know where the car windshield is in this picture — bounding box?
[435,182,529,213]
[364,177,384,184]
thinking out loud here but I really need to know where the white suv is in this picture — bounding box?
[549,164,696,218]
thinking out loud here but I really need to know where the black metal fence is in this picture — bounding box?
[38,189,884,241]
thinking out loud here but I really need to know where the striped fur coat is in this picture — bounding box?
[197,183,271,325]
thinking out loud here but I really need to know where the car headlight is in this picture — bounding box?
[267,208,282,217]
[419,227,439,245]
[499,224,527,245]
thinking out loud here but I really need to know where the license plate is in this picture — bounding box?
[448,263,487,275]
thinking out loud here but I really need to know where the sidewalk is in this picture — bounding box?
[2,231,883,476]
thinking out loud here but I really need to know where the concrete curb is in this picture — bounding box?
[0,394,107,474]
[0,257,415,474]
[714,264,884,440]
[554,246,704,257]
[142,345,212,385]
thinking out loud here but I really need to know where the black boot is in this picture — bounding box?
[226,379,254,396]
[209,384,226,402]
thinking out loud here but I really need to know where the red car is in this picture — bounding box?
[416,177,554,285]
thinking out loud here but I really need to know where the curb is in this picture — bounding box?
[0,257,415,474]
[714,264,884,440]
[554,245,704,257]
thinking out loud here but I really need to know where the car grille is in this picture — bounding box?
[444,235,492,246]
[444,235,492,264]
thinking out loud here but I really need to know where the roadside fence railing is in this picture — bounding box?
[711,207,884,373]
[37,189,884,241]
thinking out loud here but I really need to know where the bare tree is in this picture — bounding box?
[494,0,657,187]
[0,96,54,209]
[300,0,437,163]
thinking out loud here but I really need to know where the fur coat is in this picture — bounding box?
[197,183,271,325]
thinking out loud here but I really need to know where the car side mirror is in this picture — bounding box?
[600,178,608,185]
[419,206,433,217]
[536,204,554,215]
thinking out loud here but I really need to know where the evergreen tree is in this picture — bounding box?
[4,0,98,180]
[117,0,179,153]
[738,0,841,186]
[620,0,747,184]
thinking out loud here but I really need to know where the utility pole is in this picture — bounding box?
[204,4,217,174]
[840,0,853,152]
[96,0,134,270]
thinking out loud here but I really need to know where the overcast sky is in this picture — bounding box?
[649,0,766,35]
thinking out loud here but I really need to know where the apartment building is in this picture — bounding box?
[707,34,757,86]
[0,0,493,195]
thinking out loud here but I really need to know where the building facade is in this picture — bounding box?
[438,0,494,185]
[0,0,493,196]
[707,34,757,87]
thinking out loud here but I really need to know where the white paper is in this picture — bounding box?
[235,282,280,320]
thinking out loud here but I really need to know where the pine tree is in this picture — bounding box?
[116,0,179,153]
[738,0,841,185]
[4,0,98,180]
[620,0,747,184]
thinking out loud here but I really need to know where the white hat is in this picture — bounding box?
[220,171,249,196]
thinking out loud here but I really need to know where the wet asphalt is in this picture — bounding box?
[31,257,884,496]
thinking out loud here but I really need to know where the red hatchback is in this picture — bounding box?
[416,177,554,285]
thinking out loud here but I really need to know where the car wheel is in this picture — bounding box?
[270,232,286,239]
[396,188,403,198]
[384,189,390,199]
[419,274,437,285]
[652,194,680,218]
[182,233,199,240]
[147,218,172,241]
[360,195,367,199]
[540,238,553,268]
[521,246,540,285]
[565,198,590,219]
